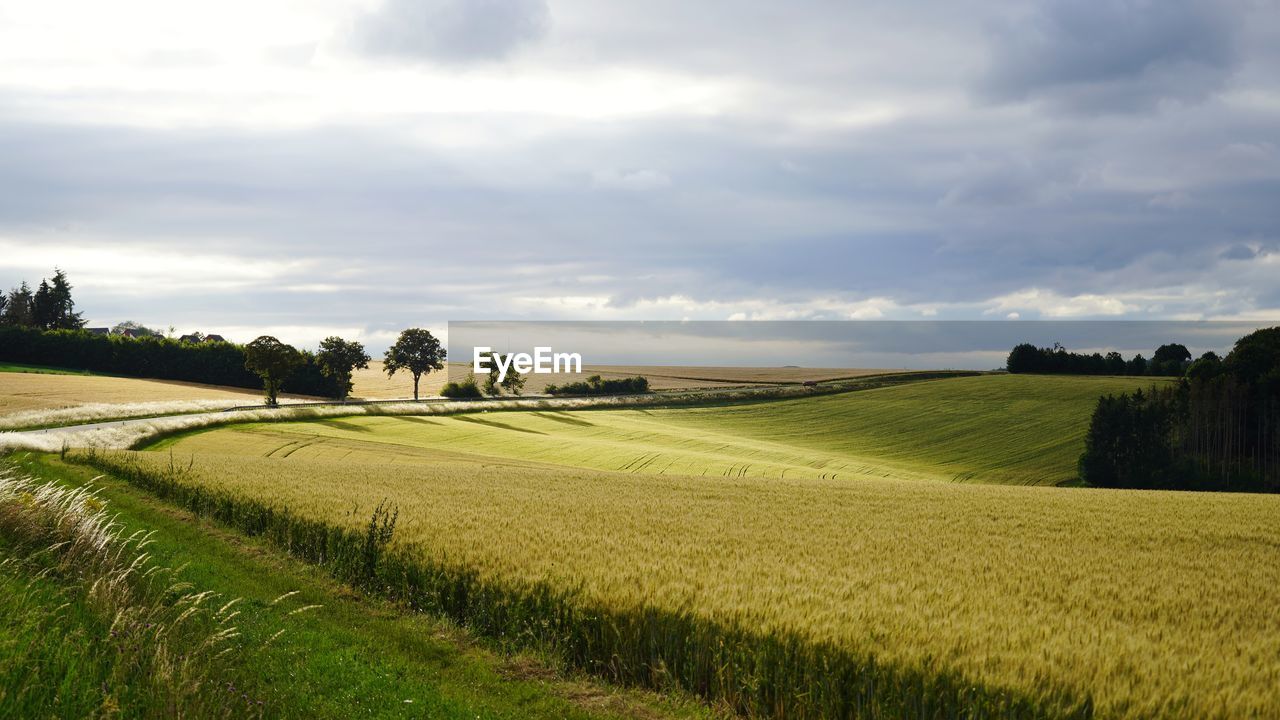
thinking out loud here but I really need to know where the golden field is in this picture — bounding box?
[104,374,1279,718]
[96,446,1280,719]
[0,371,270,415]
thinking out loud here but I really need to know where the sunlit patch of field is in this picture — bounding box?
[169,374,1165,485]
[105,446,1280,719]
[348,361,895,399]
[0,371,308,416]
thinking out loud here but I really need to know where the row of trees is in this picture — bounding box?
[1007,342,1197,376]
[0,326,342,397]
[1,269,85,330]
[1079,327,1280,492]
[244,328,447,406]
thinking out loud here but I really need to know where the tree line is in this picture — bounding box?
[1078,327,1279,492]
[1,268,641,404]
[1006,342,1200,376]
[0,269,415,402]
[0,326,342,398]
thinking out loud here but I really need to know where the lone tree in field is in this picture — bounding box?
[317,336,371,401]
[244,335,303,407]
[383,328,446,400]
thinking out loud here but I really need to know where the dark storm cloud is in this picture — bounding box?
[979,0,1239,111]
[351,0,551,63]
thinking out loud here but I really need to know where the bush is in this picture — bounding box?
[545,375,650,396]
[440,376,483,399]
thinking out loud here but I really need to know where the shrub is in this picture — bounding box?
[545,375,650,396]
[440,376,483,399]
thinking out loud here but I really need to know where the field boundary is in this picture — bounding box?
[219,370,978,412]
[71,448,1093,720]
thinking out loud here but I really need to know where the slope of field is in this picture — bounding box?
[96,446,1280,719]
[0,371,304,416]
[349,361,893,399]
[166,374,1164,485]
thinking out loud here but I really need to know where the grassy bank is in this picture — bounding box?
[1,454,716,720]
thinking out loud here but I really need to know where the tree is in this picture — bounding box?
[47,269,83,329]
[1105,351,1126,375]
[244,335,303,406]
[383,328,446,400]
[1005,343,1041,373]
[1185,351,1222,381]
[1151,343,1192,376]
[1223,327,1280,384]
[316,336,371,401]
[478,350,525,396]
[32,279,55,329]
[112,320,160,337]
[2,283,34,327]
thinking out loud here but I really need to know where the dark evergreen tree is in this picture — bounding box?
[32,279,56,329]
[1,283,34,327]
[47,268,85,329]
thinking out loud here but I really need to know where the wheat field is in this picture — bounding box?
[165,374,1166,485]
[96,374,1280,718]
[92,446,1280,719]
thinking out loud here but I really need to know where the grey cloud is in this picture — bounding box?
[980,0,1238,111]
[351,0,550,63]
[3,98,1279,341]
[1220,244,1256,260]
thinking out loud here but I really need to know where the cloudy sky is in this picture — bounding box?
[1,0,1278,351]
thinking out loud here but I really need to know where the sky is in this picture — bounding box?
[1,0,1278,352]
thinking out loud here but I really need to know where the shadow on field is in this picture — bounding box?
[452,415,547,435]
[317,419,375,433]
[394,416,443,426]
[531,412,595,428]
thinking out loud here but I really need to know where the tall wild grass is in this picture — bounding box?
[0,465,284,718]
